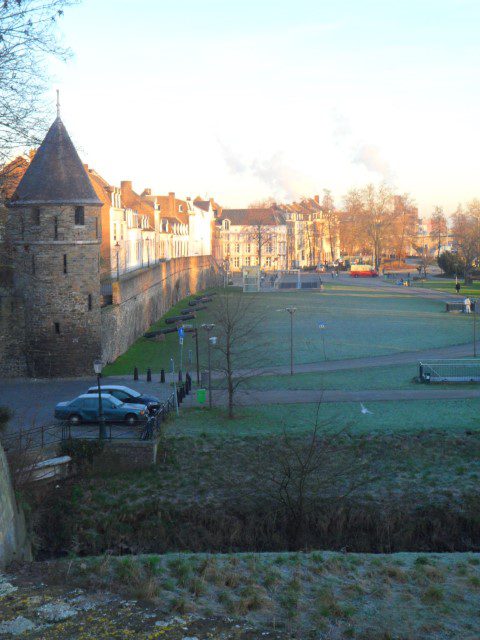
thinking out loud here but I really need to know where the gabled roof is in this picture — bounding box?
[193,199,210,212]
[220,207,286,226]
[0,156,29,200]
[10,117,102,207]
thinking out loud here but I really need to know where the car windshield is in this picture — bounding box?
[126,389,141,398]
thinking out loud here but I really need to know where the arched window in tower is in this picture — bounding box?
[63,254,67,274]
[88,294,92,311]
[54,216,58,240]
[75,206,85,225]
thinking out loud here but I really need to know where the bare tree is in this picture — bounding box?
[430,206,448,258]
[0,0,73,164]
[451,203,480,282]
[210,288,267,419]
[247,222,276,269]
[321,189,339,262]
[343,183,397,269]
[237,407,376,549]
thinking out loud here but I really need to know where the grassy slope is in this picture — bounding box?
[36,551,480,640]
[418,278,480,297]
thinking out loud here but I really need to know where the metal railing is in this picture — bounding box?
[419,359,480,383]
[1,392,178,452]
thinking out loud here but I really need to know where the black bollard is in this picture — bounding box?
[160,369,165,383]
[177,388,181,405]
[147,368,152,382]
[185,373,191,394]
[178,370,183,383]
[134,366,139,381]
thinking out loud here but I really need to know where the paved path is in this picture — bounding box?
[184,386,480,407]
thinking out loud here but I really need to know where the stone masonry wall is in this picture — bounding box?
[0,291,27,377]
[101,256,216,364]
[0,444,29,569]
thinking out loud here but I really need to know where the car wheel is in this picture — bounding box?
[69,414,82,426]
[125,413,137,426]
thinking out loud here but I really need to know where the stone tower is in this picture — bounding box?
[7,116,103,377]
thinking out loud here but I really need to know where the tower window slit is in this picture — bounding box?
[63,254,67,274]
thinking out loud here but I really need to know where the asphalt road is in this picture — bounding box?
[0,376,174,435]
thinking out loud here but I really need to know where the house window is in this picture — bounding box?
[54,217,58,240]
[235,243,240,253]
[63,254,67,274]
[88,294,92,311]
[54,322,60,334]
[224,219,230,230]
[266,257,272,267]
[75,206,85,225]
[31,207,40,226]
[113,223,117,241]
[267,243,273,253]
[234,257,240,268]
[246,243,251,253]
[245,257,250,266]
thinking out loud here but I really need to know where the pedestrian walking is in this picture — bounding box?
[465,297,472,313]
[455,282,461,294]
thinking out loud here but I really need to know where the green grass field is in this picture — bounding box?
[171,399,480,437]
[104,284,475,376]
[418,278,480,297]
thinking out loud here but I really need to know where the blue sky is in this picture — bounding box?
[46,0,480,214]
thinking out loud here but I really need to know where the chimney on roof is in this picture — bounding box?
[168,191,175,214]
[314,195,320,204]
[28,149,36,161]
[142,188,151,196]
[121,180,132,192]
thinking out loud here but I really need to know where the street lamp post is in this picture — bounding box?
[286,307,296,375]
[202,323,216,408]
[171,357,179,415]
[192,326,200,385]
[473,298,477,357]
[114,241,121,281]
[93,359,106,440]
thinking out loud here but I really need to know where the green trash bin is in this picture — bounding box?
[197,388,206,404]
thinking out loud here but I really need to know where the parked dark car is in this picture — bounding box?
[86,385,161,411]
[55,393,148,425]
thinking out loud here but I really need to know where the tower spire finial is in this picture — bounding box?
[56,89,60,118]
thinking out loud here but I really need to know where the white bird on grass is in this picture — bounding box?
[360,403,373,415]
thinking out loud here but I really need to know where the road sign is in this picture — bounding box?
[178,327,185,338]
[179,336,184,345]
[318,322,326,329]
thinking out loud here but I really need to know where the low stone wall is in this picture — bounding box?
[101,256,216,364]
[0,444,29,568]
[93,440,159,472]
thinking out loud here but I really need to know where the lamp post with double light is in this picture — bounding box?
[93,359,106,440]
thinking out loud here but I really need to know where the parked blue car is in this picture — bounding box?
[55,393,148,426]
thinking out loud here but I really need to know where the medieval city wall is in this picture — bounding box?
[101,255,216,364]
[0,290,28,377]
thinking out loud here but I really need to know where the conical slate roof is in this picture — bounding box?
[10,117,102,206]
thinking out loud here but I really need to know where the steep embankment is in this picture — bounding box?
[0,444,29,568]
